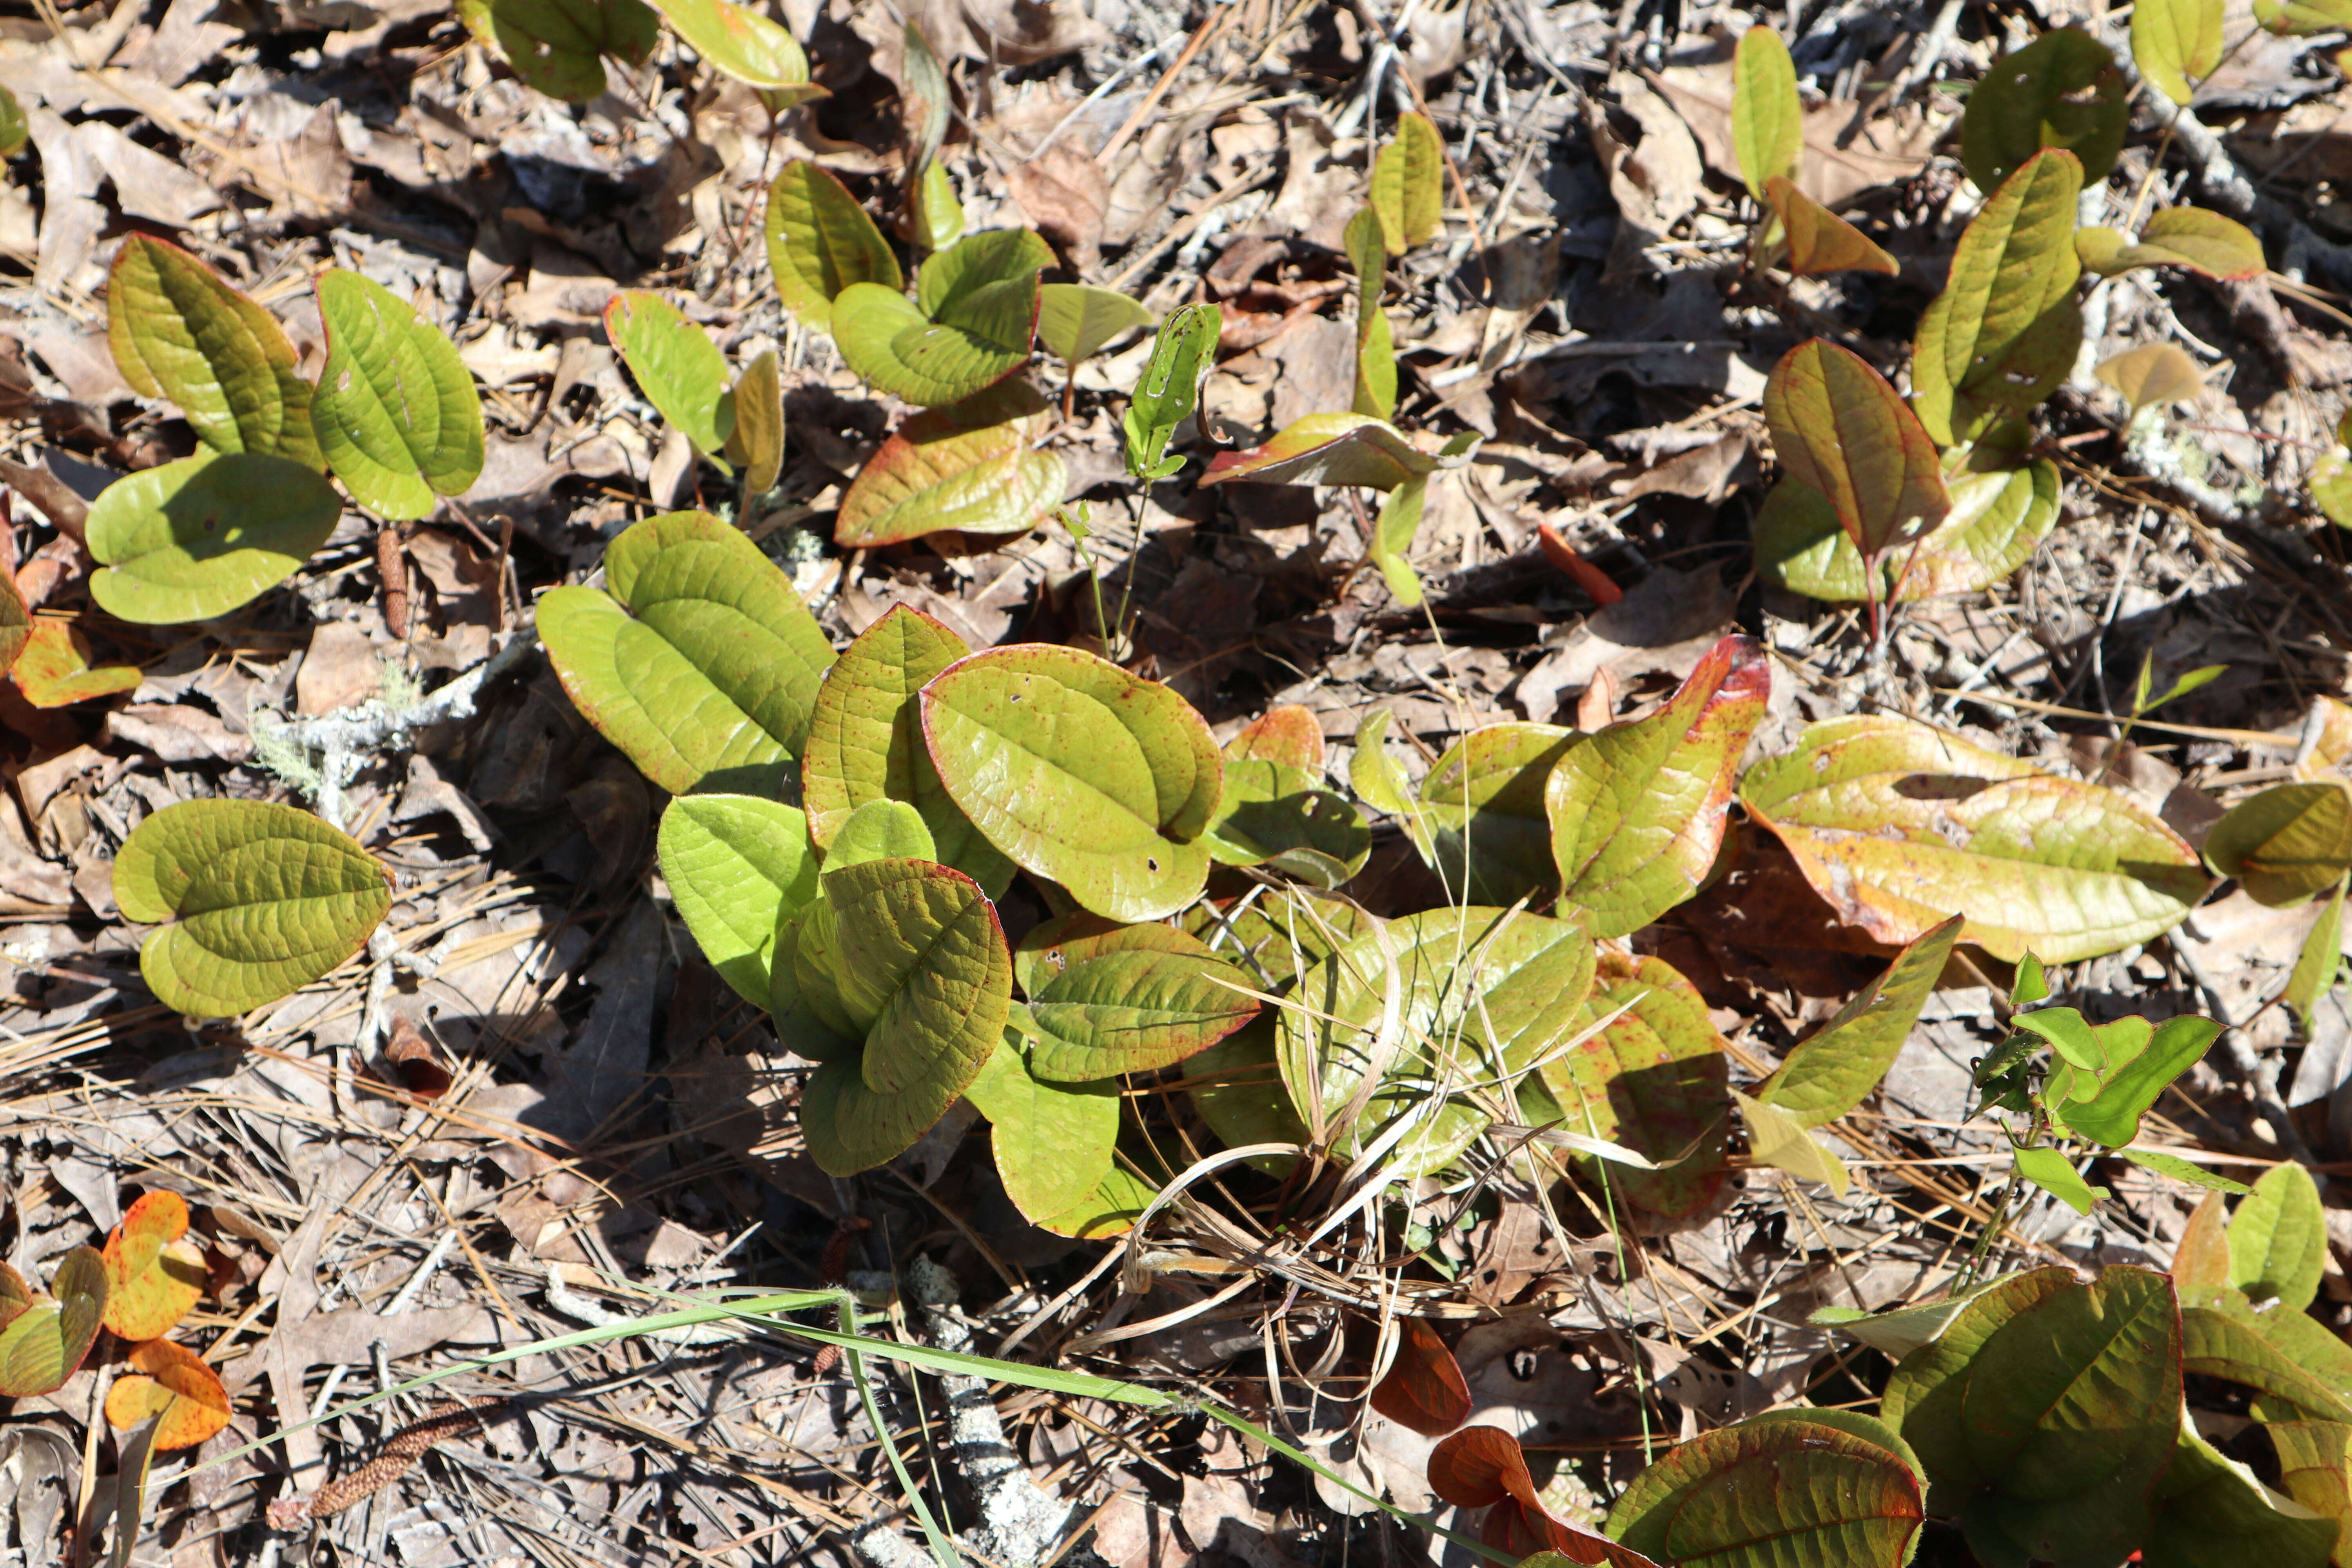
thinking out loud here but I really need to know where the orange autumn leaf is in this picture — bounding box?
[1221,704,1326,770]
[1370,1316,1472,1437]
[102,1191,206,1341]
[103,1338,231,1450]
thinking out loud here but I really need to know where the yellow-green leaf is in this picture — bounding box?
[313,270,485,519]
[2082,207,2267,280]
[2287,880,2346,1033]
[2207,782,2352,907]
[0,1247,105,1399]
[1203,759,1370,886]
[0,83,24,158]
[2097,342,2206,414]
[1961,27,2127,191]
[719,348,783,493]
[87,452,342,624]
[1123,302,1220,479]
[108,235,321,468]
[11,620,140,707]
[2269,1421,2352,1560]
[1607,1415,1925,1568]
[1762,914,1961,1126]
[1025,938,1259,1082]
[963,1033,1120,1226]
[1344,205,1397,421]
[605,290,728,457]
[648,0,822,96]
[764,161,900,334]
[2232,1161,2328,1312]
[835,384,1062,547]
[1036,284,1152,364]
[657,795,818,1006]
[834,252,1041,407]
[2147,1427,2337,1568]
[1370,111,1443,252]
[1731,23,1802,201]
[1755,458,2060,604]
[1765,338,1949,559]
[1423,721,1579,907]
[456,0,658,101]
[1202,411,1479,491]
[0,568,25,679]
[1765,176,1898,276]
[2133,0,2225,105]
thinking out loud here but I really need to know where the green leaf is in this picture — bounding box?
[920,644,1221,922]
[2080,207,2267,280]
[2013,1006,2103,1069]
[1548,634,1770,937]
[2268,1420,2352,1558]
[1188,1015,1308,1161]
[538,511,837,797]
[1911,149,2084,447]
[835,386,1063,547]
[962,1033,1120,1226]
[87,453,341,624]
[1811,1279,2003,1359]
[1348,708,1419,824]
[2286,880,2345,1033]
[456,0,657,101]
[719,349,783,494]
[1766,177,1899,276]
[1422,722,1579,907]
[1731,23,1802,201]
[2147,1427,2336,1568]
[799,858,1013,1174]
[1365,471,1427,605]
[1732,1087,1849,1195]
[1202,759,1371,886]
[2120,1148,2252,1194]
[0,82,24,159]
[2232,1161,2328,1312]
[1014,911,1227,996]
[107,234,321,467]
[647,0,821,94]
[764,161,900,334]
[1036,285,1151,365]
[900,19,950,174]
[657,795,818,1006]
[1538,951,1733,1218]
[2133,0,2225,104]
[2013,1144,2107,1214]
[1607,1415,1925,1568]
[1352,273,1397,422]
[1961,27,2127,191]
[0,1248,105,1398]
[11,621,141,708]
[2183,1304,2352,1419]
[2053,1014,2222,1147]
[834,256,1041,408]
[916,229,1053,319]
[2096,343,2207,414]
[1122,302,1220,480]
[1762,914,1962,1125]
[1882,1265,2180,1568]
[605,290,729,458]
[2208,783,2352,907]
[2316,443,2352,529]
[1029,1151,1158,1238]
[1756,459,2061,604]
[1025,943,1259,1082]
[313,270,484,520]
[826,799,936,869]
[1201,411,1479,491]
[113,799,391,1017]
[1764,339,1949,559]
[2013,952,2050,1007]
[1370,111,1443,252]
[909,158,964,253]
[0,568,25,678]
[1739,712,2210,963]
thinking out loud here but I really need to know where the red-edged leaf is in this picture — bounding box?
[0,1247,106,1397]
[1200,412,1478,491]
[1766,177,1898,276]
[1764,339,1948,559]
[1429,1428,1663,1567]
[0,1262,31,1328]
[1222,704,1326,770]
[1370,1316,1472,1436]
[103,1338,233,1450]
[102,1191,205,1342]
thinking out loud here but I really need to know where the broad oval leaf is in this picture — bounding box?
[87,453,341,624]
[0,1247,105,1398]
[101,1190,204,1342]
[2097,342,2206,413]
[2146,1426,2336,1568]
[1911,148,2084,446]
[103,1338,233,1452]
[1548,634,1769,937]
[920,644,1220,922]
[2231,1161,2327,1312]
[1738,713,2210,962]
[834,280,1038,407]
[1732,24,1802,200]
[109,234,321,467]
[13,620,140,707]
[1764,339,1948,558]
[456,0,658,101]
[918,229,1053,319]
[963,1033,1119,1225]
[648,0,821,93]
[1423,722,1579,907]
[657,794,818,1005]
[1203,760,1370,886]
[605,290,729,457]
[835,387,1062,547]
[1761,914,1962,1126]
[1225,706,1325,769]
[313,270,485,519]
[2082,207,2267,280]
[2134,0,2225,104]
[1607,1416,1926,1568]
[1025,943,1259,1081]
[1961,27,2127,191]
[2206,782,2352,907]
[1766,177,1898,276]
[2013,1143,2109,1214]
[765,161,900,333]
[1188,1016,1310,1163]
[113,799,392,1017]
[1202,411,1480,491]
[799,858,1012,1174]
[1369,1316,1472,1437]
[719,348,783,493]
[538,511,837,797]
[1755,459,2060,603]
[1882,1265,2180,1568]
[1370,110,1444,252]
[827,798,936,868]
[1037,284,1152,364]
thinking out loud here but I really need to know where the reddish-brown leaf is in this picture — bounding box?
[1766,177,1898,276]
[1369,1316,1472,1436]
[1763,339,1948,560]
[103,1338,232,1450]
[1537,521,1625,603]
[1222,704,1326,770]
[1428,1427,1663,1567]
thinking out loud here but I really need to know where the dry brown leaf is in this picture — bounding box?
[1007,145,1110,273]
[1650,63,1945,209]
[295,623,384,715]
[1590,75,1704,280]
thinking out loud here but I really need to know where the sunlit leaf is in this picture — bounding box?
[456,0,657,101]
[1370,1316,1472,1437]
[100,1190,205,1342]
[0,571,24,679]
[1029,1150,1158,1239]
[1036,285,1152,364]
[1370,111,1444,252]
[2050,1014,2222,1147]
[108,235,321,467]
[539,511,836,797]
[2207,782,2352,907]
[313,270,484,520]
[2134,0,2225,105]
[1345,205,1397,421]
[1811,1279,2002,1359]
[2268,1420,2352,1561]
[1202,411,1479,491]
[1203,760,1370,885]
[719,348,783,494]
[2147,1426,2335,1568]
[2286,880,2346,1033]
[1739,713,2210,962]
[1123,302,1220,479]
[2097,343,2207,414]
[0,1248,105,1399]
[1023,938,1259,1081]
[657,795,818,1006]
[1961,27,2127,191]
[1762,914,1960,1126]
[1732,23,1802,201]
[0,83,24,158]
[2080,207,2267,280]
[765,161,900,333]
[1422,722,1579,907]
[834,266,1040,408]
[114,799,390,1017]
[835,384,1062,547]
[11,620,140,707]
[900,18,950,173]
[648,0,822,94]
[2120,1147,2251,1194]
[1757,459,2059,604]
[1224,705,1325,770]
[2232,1161,2328,1312]
[2176,1191,2234,1305]
[2014,1144,2108,1214]
[1766,177,1896,275]
[87,453,342,624]
[1608,1414,1926,1568]
[102,1338,232,1452]
[909,158,964,252]
[1348,708,1420,824]
[963,1032,1119,1227]
[1764,339,1948,559]
[604,290,729,458]
[1733,1087,1848,1194]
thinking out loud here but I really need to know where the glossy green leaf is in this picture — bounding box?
[1911,149,2084,447]
[114,799,391,1017]
[1203,759,1370,886]
[920,644,1220,922]
[1025,943,1258,1082]
[1202,411,1479,491]
[2268,1420,2352,1560]
[11,621,140,708]
[2015,1005,2103,1069]
[0,83,24,159]
[2097,343,2207,414]
[657,795,817,1005]
[1422,722,1579,907]
[1370,111,1443,252]
[456,0,657,101]
[2208,782,2352,907]
[2134,0,2225,104]
[87,453,341,624]
[1882,1265,2180,1568]
[538,511,837,796]
[719,348,783,494]
[2080,207,2267,280]
[1607,1415,1925,1568]
[605,290,728,458]
[909,158,964,253]
[1763,914,1961,1125]
[835,385,1062,547]
[2287,880,2345,1033]
[963,1032,1119,1225]
[1731,23,1802,201]
[834,261,1040,408]
[1349,708,1419,824]
[1811,1280,2002,1360]
[916,227,1052,318]
[765,161,900,333]
[0,569,25,678]
[1764,339,1948,560]
[2183,1303,2352,1419]
[2051,1014,2222,1147]
[1961,27,2127,191]
[1037,285,1152,364]
[1757,460,2060,604]
[108,235,321,467]
[649,0,820,94]
[2013,1144,2107,1214]
[2232,1161,2328,1311]
[313,270,484,520]
[1538,951,1731,1217]
[0,1248,105,1399]
[800,858,1013,1174]
[2148,1427,2334,1568]
[2261,0,2352,31]
[1123,302,1220,480]
[1548,634,1769,937]
[1766,177,1898,276]
[826,799,936,869]
[1739,713,2210,963]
